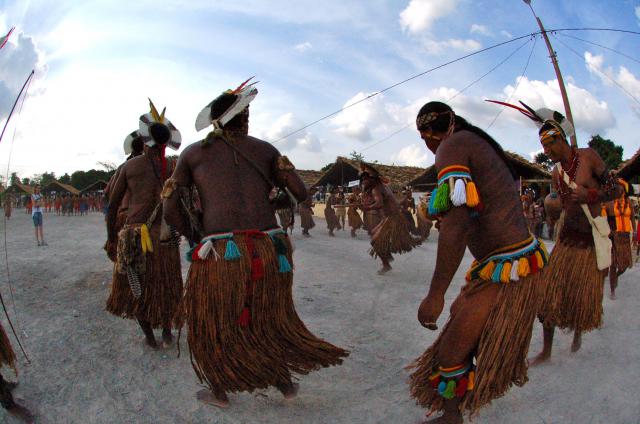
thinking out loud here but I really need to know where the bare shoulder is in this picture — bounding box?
[247,135,281,158]
[435,130,475,167]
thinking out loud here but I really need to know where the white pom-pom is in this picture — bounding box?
[510,260,519,282]
[198,240,213,260]
[451,179,467,206]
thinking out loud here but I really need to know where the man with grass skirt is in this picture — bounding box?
[299,187,317,237]
[347,186,364,238]
[105,100,183,350]
[163,78,348,408]
[604,180,635,299]
[324,187,342,236]
[407,101,549,423]
[360,162,421,275]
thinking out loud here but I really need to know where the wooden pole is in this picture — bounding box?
[525,2,577,147]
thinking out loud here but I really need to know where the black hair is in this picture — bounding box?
[209,93,248,129]
[149,123,171,145]
[417,101,517,180]
[131,136,144,154]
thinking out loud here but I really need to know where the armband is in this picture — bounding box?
[428,165,481,216]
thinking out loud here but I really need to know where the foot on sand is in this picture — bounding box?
[162,329,174,346]
[571,332,582,353]
[377,266,392,275]
[7,402,35,424]
[422,413,463,424]
[277,382,299,400]
[529,351,551,366]
[143,337,160,350]
[197,389,229,408]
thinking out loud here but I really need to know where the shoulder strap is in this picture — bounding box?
[555,163,596,226]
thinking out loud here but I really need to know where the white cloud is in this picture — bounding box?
[423,38,481,54]
[253,112,322,152]
[399,0,458,34]
[470,24,492,36]
[501,76,615,135]
[500,30,513,39]
[391,144,431,167]
[330,92,404,142]
[294,41,312,52]
[636,6,640,22]
[584,51,640,118]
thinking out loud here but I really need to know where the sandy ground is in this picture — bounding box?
[0,210,638,424]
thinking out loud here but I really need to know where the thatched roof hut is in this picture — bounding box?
[312,157,425,190]
[7,183,34,195]
[617,148,640,180]
[42,181,80,195]
[80,180,108,194]
[296,170,324,188]
[408,151,551,190]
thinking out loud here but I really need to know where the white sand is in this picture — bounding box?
[0,211,638,423]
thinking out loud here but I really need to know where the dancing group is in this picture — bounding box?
[1,76,633,423]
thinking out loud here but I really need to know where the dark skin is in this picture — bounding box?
[530,135,622,364]
[324,192,341,236]
[299,190,316,236]
[106,145,173,349]
[417,126,529,424]
[361,176,402,274]
[163,110,307,406]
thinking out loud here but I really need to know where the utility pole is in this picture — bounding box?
[523,0,577,147]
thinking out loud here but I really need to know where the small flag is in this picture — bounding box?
[0,27,15,51]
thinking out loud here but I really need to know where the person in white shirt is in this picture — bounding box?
[31,185,47,246]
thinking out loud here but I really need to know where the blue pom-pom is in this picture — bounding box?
[224,239,241,260]
[438,381,447,395]
[278,254,292,273]
[428,188,438,216]
[492,262,504,283]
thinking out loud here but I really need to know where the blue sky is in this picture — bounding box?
[1,0,640,180]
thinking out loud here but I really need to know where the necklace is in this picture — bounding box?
[557,148,579,200]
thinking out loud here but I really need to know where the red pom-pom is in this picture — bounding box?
[251,256,264,281]
[238,307,251,327]
[430,376,441,389]
[455,377,468,397]
[191,245,202,261]
[529,254,538,273]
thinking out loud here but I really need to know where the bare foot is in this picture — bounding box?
[529,351,551,366]
[571,332,582,353]
[197,389,229,408]
[610,292,616,300]
[143,337,160,350]
[422,413,463,423]
[377,265,392,275]
[277,382,299,400]
[7,403,35,423]
[329,232,335,237]
[162,329,174,346]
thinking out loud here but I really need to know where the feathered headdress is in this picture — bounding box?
[138,99,182,150]
[485,100,575,141]
[195,77,259,132]
[123,130,142,155]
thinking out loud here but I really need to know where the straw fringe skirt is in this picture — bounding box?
[0,324,16,371]
[348,207,363,230]
[613,232,632,273]
[176,234,349,393]
[369,214,421,260]
[106,227,183,329]
[408,272,544,416]
[538,240,604,332]
[324,207,341,231]
[299,208,315,230]
[363,211,382,234]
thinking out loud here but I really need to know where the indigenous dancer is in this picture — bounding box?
[360,163,421,275]
[606,180,635,299]
[408,101,548,423]
[105,101,183,349]
[3,192,12,220]
[163,78,347,408]
[335,189,347,231]
[400,187,418,235]
[276,207,294,234]
[490,102,623,362]
[299,187,316,237]
[324,188,341,236]
[361,187,382,235]
[0,323,33,422]
[347,186,364,237]
[415,193,433,241]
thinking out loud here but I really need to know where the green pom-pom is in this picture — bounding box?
[434,183,451,212]
[443,380,456,399]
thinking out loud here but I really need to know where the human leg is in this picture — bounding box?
[530,324,554,366]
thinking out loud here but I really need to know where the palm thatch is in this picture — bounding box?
[296,170,324,188]
[42,180,80,195]
[7,183,34,195]
[312,157,425,190]
[617,147,640,180]
[80,180,108,194]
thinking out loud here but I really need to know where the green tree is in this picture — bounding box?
[588,135,623,170]
[349,150,365,162]
[21,177,31,185]
[33,172,56,186]
[59,173,71,184]
[10,172,20,186]
[534,152,554,171]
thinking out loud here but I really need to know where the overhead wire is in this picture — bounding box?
[556,32,640,65]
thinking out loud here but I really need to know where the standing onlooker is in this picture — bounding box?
[32,185,47,246]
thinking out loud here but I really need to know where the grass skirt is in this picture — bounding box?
[299,207,315,230]
[408,272,544,416]
[324,207,341,231]
[347,207,363,230]
[369,214,421,260]
[106,225,183,329]
[363,211,382,233]
[0,324,15,371]
[613,232,632,273]
[176,233,348,393]
[277,209,293,232]
[417,217,432,241]
[538,239,604,332]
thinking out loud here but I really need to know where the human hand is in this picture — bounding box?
[417,292,445,330]
[569,185,589,204]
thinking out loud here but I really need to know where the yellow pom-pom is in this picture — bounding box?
[468,371,475,390]
[466,180,480,208]
[500,261,512,283]
[479,261,495,281]
[535,251,544,268]
[140,224,154,254]
[518,257,530,277]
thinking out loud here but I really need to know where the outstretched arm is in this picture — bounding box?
[273,155,307,202]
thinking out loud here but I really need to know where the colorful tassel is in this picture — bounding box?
[529,254,538,273]
[465,181,480,207]
[510,260,519,281]
[500,261,512,283]
[518,257,530,277]
[491,262,503,283]
[238,306,251,327]
[479,261,495,281]
[197,239,213,260]
[224,238,241,260]
[442,380,456,399]
[278,254,292,273]
[455,377,468,397]
[186,245,196,262]
[434,183,451,212]
[429,374,441,389]
[535,250,544,269]
[140,224,153,253]
[438,381,447,395]
[468,371,475,390]
[428,188,438,216]
[451,178,467,206]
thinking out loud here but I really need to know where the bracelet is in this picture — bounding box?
[586,188,599,204]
